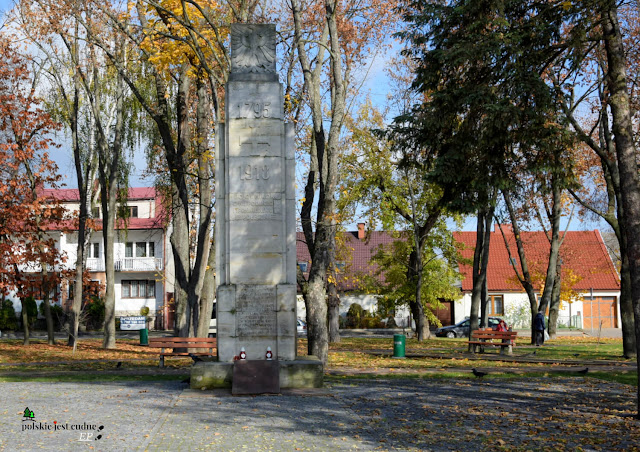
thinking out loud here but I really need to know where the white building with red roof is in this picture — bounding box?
[454,225,621,329]
[15,187,177,330]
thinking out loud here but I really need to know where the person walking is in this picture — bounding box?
[534,312,545,346]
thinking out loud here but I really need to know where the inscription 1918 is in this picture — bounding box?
[240,164,269,180]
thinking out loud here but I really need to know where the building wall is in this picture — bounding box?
[296,293,411,327]
[457,290,622,329]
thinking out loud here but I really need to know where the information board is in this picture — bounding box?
[120,316,146,331]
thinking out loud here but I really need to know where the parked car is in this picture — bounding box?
[297,319,307,335]
[208,302,217,338]
[435,317,503,338]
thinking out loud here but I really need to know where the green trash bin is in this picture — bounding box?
[139,328,149,346]
[393,334,406,359]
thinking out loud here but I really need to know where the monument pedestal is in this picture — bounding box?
[232,360,280,395]
[190,357,323,391]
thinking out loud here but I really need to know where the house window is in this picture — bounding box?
[136,242,147,257]
[122,280,156,298]
[126,242,154,258]
[487,295,504,316]
[118,205,138,219]
[88,243,100,258]
[127,242,154,258]
[298,262,308,272]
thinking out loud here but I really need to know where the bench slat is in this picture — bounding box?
[148,337,217,368]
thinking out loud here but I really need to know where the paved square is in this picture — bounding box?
[0,378,637,451]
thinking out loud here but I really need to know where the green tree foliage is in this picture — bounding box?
[0,299,18,330]
[341,101,460,339]
[395,0,573,211]
[394,0,582,342]
[366,236,461,328]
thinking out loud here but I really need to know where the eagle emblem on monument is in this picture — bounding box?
[231,25,276,73]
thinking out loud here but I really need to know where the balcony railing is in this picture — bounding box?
[86,258,105,272]
[115,257,163,272]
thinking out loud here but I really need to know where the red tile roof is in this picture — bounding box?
[295,227,620,293]
[296,230,397,291]
[43,187,156,201]
[453,229,620,292]
[41,187,167,231]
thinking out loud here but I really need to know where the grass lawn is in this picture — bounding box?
[0,335,635,386]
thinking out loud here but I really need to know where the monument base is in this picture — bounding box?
[190,356,323,390]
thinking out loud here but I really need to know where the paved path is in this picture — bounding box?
[1,377,638,451]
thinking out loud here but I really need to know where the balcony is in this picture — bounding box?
[86,258,105,272]
[115,257,163,272]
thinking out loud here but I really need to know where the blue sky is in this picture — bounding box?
[0,0,607,233]
[0,0,12,16]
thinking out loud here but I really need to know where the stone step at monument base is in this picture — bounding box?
[190,356,323,391]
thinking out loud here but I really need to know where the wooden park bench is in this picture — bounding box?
[468,328,518,355]
[148,337,216,368]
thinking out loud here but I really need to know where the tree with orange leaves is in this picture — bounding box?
[0,34,67,345]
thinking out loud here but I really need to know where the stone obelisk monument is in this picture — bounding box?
[191,25,321,391]
[215,24,297,362]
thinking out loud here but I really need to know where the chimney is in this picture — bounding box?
[357,222,365,240]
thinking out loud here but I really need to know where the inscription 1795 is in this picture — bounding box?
[236,101,271,118]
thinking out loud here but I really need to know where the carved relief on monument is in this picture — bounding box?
[231,25,276,74]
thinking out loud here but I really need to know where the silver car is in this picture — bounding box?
[297,319,307,335]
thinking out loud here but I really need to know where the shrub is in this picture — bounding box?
[386,316,397,328]
[84,297,105,331]
[38,303,66,331]
[0,299,18,330]
[23,297,38,328]
[346,303,364,328]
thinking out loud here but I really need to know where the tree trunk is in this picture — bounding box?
[537,176,562,314]
[615,192,636,358]
[548,260,562,339]
[327,281,341,343]
[69,243,85,348]
[102,198,117,349]
[601,1,640,417]
[407,248,429,340]
[470,205,493,347]
[480,276,488,328]
[21,299,30,346]
[67,19,89,350]
[98,66,125,350]
[306,270,329,362]
[41,277,55,345]
[620,254,635,358]
[502,191,540,344]
[189,75,213,338]
[197,241,216,338]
